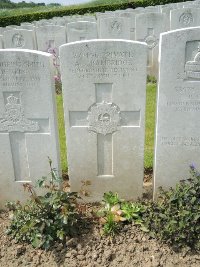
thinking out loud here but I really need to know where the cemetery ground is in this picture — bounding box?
[0,82,199,267]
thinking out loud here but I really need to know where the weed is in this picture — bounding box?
[6,159,80,249]
[143,165,200,251]
[98,192,146,236]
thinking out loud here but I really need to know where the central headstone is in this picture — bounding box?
[60,40,147,201]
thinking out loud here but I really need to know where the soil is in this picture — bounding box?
[0,173,199,267]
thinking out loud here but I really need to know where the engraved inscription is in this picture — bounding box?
[87,101,121,135]
[179,12,193,26]
[12,33,25,48]
[0,58,45,87]
[160,136,200,147]
[70,50,137,79]
[166,100,200,112]
[0,94,39,132]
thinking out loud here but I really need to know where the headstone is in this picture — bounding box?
[170,8,200,30]
[154,27,200,196]
[67,21,98,42]
[119,12,136,40]
[3,29,36,49]
[0,49,60,207]
[60,40,147,201]
[99,17,131,40]
[0,35,3,49]
[36,25,66,54]
[136,12,167,77]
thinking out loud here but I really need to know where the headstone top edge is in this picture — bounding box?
[60,39,148,50]
[0,49,52,57]
[3,29,34,33]
[160,26,200,38]
[67,21,97,25]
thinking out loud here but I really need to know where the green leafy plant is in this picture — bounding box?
[6,158,80,250]
[98,191,146,236]
[143,164,200,251]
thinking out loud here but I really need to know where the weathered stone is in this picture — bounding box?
[0,50,60,207]
[60,40,147,201]
[154,27,200,196]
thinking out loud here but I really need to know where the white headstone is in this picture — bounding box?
[154,27,200,196]
[60,40,147,201]
[0,49,60,207]
[3,29,36,49]
[36,25,66,54]
[0,35,3,49]
[99,17,131,40]
[67,21,98,42]
[136,12,167,77]
[170,8,200,30]
[119,12,136,40]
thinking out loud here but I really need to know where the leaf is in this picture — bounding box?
[32,236,42,248]
[140,226,149,232]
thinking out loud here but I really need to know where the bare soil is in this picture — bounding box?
[0,173,199,267]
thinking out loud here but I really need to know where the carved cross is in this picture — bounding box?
[0,92,49,182]
[69,83,141,177]
[139,28,158,67]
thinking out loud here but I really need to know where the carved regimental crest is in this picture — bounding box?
[110,21,122,34]
[87,101,121,135]
[0,94,39,132]
[179,12,193,26]
[145,35,157,49]
[12,33,25,48]
[185,42,200,79]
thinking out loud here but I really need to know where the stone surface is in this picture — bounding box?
[60,40,147,201]
[0,35,3,49]
[3,29,36,49]
[98,17,131,40]
[36,25,66,54]
[67,21,98,42]
[119,11,136,40]
[170,7,200,30]
[136,12,167,77]
[0,49,60,207]
[154,27,200,196]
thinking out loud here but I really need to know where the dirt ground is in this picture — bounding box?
[0,173,199,267]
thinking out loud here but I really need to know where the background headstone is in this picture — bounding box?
[60,40,147,201]
[0,35,3,49]
[36,25,66,53]
[99,17,131,40]
[3,29,36,49]
[136,12,167,77]
[170,8,200,30]
[0,49,60,207]
[154,27,200,196]
[67,21,98,42]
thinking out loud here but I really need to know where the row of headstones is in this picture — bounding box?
[1,0,200,77]
[0,25,200,207]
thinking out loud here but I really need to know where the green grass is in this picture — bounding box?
[56,94,67,173]
[145,83,157,170]
[56,83,157,173]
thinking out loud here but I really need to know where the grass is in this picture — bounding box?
[145,83,157,170]
[56,82,157,173]
[56,94,67,173]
